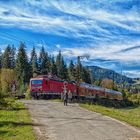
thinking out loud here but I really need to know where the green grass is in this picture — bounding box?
[81,103,140,128]
[0,101,36,140]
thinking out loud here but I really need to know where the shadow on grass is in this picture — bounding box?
[0,107,26,111]
[0,130,8,135]
[120,105,140,110]
[81,98,138,109]
[0,121,44,127]
[11,107,26,111]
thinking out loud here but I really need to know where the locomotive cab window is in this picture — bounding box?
[31,80,43,85]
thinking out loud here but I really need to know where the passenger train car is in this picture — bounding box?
[79,83,122,100]
[30,75,123,100]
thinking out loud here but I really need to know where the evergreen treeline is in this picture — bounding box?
[0,42,91,94]
[0,43,139,107]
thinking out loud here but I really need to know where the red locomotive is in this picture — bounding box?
[30,75,123,100]
[30,75,77,99]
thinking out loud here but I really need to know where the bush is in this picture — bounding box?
[128,93,140,105]
[0,69,16,94]
[0,97,21,110]
[25,86,31,100]
[89,97,134,108]
[16,83,29,99]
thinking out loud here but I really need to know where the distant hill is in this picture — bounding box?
[87,66,133,84]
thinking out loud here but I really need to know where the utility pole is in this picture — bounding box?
[113,71,114,90]
[77,56,80,100]
[76,55,89,100]
[121,63,124,90]
[89,68,93,84]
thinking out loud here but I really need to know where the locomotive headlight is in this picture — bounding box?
[32,86,42,89]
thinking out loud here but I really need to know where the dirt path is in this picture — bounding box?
[23,100,140,140]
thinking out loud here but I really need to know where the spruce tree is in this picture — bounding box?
[10,45,16,69]
[2,45,11,68]
[68,60,76,81]
[46,55,51,74]
[30,47,38,77]
[61,57,68,80]
[75,61,91,84]
[1,45,16,69]
[15,42,31,85]
[38,46,49,74]
[50,56,57,75]
[81,67,91,84]
[56,51,68,80]
[56,51,62,77]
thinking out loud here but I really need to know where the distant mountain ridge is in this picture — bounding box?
[87,66,133,84]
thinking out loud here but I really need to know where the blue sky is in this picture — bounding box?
[0,0,140,78]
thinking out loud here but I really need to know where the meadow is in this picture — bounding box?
[81,103,140,128]
[0,101,36,140]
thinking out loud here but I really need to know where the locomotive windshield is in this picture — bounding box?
[31,80,43,85]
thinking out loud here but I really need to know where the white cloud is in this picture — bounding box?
[123,70,140,78]
[0,44,9,51]
[0,0,140,39]
[51,0,140,32]
[54,40,140,64]
[56,44,61,49]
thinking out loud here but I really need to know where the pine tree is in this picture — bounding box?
[56,51,62,77]
[56,51,68,80]
[1,45,16,69]
[75,61,91,84]
[50,56,57,75]
[81,67,91,84]
[2,45,11,68]
[60,57,68,80]
[38,46,49,74]
[46,55,51,74]
[10,45,16,69]
[68,60,76,81]
[30,47,38,77]
[15,42,31,85]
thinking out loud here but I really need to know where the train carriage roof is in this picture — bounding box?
[80,82,122,95]
[80,83,105,91]
[105,88,122,95]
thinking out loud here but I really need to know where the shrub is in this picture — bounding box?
[25,85,31,100]
[128,93,140,105]
[0,97,21,110]
[0,69,16,94]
